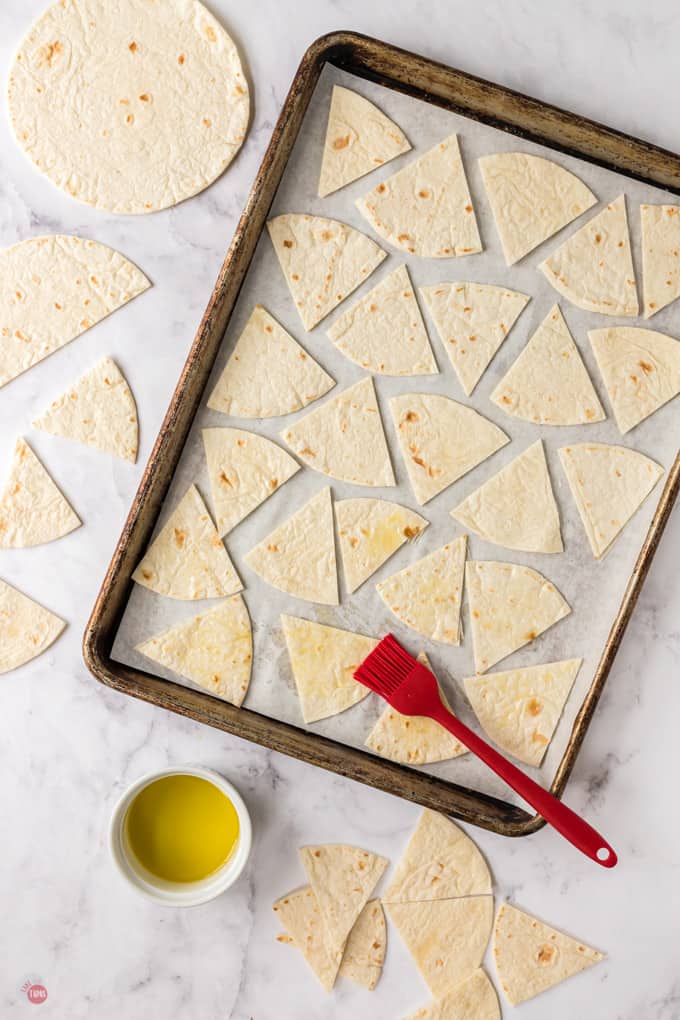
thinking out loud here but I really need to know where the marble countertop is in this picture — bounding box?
[1,1,678,1018]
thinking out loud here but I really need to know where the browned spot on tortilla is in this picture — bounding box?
[403,525,421,539]
[465,204,472,212]
[333,134,350,150]
[525,629,537,641]
[39,40,63,66]
[126,113,134,125]
[266,543,279,553]
[219,471,232,487]
[403,410,419,423]
[299,446,316,457]
[204,25,217,42]
[269,478,278,490]
[397,233,411,243]
[418,189,430,199]
[376,183,386,194]
[178,53,186,64]
[282,239,293,248]
[128,41,138,53]
[174,528,186,548]
[527,698,542,717]
[537,944,556,965]
[139,93,150,102]
[585,408,596,420]
[639,360,653,374]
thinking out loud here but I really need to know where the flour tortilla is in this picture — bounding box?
[335,497,427,593]
[273,886,342,992]
[207,305,335,417]
[132,484,242,599]
[365,653,467,765]
[386,897,493,999]
[244,488,338,605]
[466,561,571,674]
[641,203,680,318]
[558,443,664,559]
[8,0,249,213]
[136,595,252,706]
[33,356,139,462]
[376,536,467,644]
[479,153,597,265]
[0,438,80,548]
[327,264,437,376]
[281,377,395,487]
[299,845,388,959]
[202,427,300,536]
[539,196,638,316]
[339,899,386,990]
[384,808,491,902]
[588,326,680,434]
[0,236,149,388]
[452,441,562,553]
[405,969,500,1020]
[389,393,509,505]
[267,215,386,330]
[281,615,376,723]
[0,578,66,674]
[493,903,604,1006]
[490,305,605,426]
[420,282,529,395]
[464,659,581,767]
[318,85,410,197]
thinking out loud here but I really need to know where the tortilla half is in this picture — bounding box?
[405,968,500,1020]
[376,536,467,644]
[389,393,509,505]
[0,578,66,674]
[588,326,680,434]
[273,886,342,992]
[0,438,80,548]
[281,615,376,722]
[335,497,427,593]
[490,305,604,426]
[464,659,581,767]
[479,153,597,265]
[267,214,386,331]
[493,903,604,1006]
[8,0,248,213]
[33,356,139,462]
[281,377,395,487]
[338,899,386,990]
[641,203,680,318]
[202,427,300,536]
[318,85,410,197]
[245,488,338,605]
[559,443,663,559]
[452,441,562,554]
[539,196,638,316]
[136,595,252,705]
[132,484,242,599]
[356,134,482,258]
[420,282,529,395]
[207,306,335,417]
[0,236,149,388]
[466,561,571,674]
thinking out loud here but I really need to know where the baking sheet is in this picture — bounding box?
[111,63,680,807]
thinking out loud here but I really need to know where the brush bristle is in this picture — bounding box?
[354,633,419,695]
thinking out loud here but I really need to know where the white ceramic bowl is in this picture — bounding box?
[109,765,252,906]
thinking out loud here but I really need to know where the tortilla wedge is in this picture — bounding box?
[338,899,386,990]
[335,497,427,594]
[405,968,500,1020]
[0,578,66,674]
[641,203,680,318]
[273,886,342,992]
[0,437,80,548]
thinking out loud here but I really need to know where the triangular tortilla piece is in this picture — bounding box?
[588,326,680,434]
[299,844,388,959]
[386,897,493,999]
[558,443,664,559]
[479,153,597,265]
[281,615,376,722]
[338,899,386,990]
[384,808,491,902]
[132,485,242,600]
[273,886,342,992]
[0,578,65,674]
[490,306,605,425]
[539,196,639,316]
[405,969,501,1020]
[365,653,467,765]
[327,265,437,376]
[202,427,300,536]
[493,903,604,1006]
[318,85,411,197]
[390,393,509,505]
[245,488,338,605]
[464,659,581,767]
[0,235,150,388]
[452,441,562,553]
[335,497,427,593]
[0,437,80,548]
[466,561,571,674]
[376,536,467,644]
[207,305,335,417]
[281,377,395,487]
[420,282,529,395]
[267,214,386,330]
[135,595,252,706]
[641,203,680,318]
[32,356,139,462]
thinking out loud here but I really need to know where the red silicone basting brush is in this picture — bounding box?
[354,634,617,868]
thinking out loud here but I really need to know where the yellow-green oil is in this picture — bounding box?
[124,775,239,883]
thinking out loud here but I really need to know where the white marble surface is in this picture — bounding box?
[0,1,678,1018]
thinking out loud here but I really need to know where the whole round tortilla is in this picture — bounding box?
[8,0,249,213]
